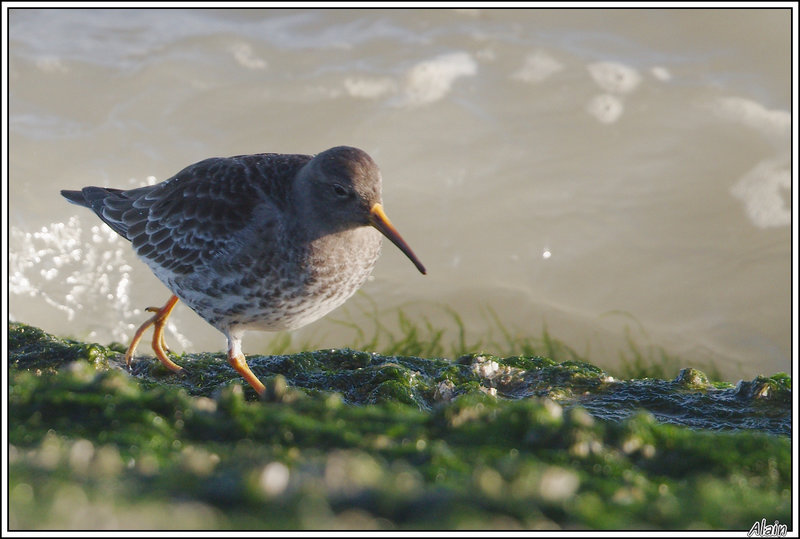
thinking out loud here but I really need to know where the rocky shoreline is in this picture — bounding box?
[8,322,791,530]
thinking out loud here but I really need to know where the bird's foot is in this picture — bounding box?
[227,350,266,397]
[124,294,183,373]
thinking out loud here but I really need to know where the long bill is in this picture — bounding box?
[369,203,427,275]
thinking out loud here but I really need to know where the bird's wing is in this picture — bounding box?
[99,154,308,276]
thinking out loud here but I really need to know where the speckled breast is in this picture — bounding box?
[150,226,383,334]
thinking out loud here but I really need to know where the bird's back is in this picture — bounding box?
[61,153,312,240]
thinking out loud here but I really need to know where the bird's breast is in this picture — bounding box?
[302,227,381,296]
[160,224,383,333]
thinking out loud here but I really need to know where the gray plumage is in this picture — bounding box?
[62,146,425,344]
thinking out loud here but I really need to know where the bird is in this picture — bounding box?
[61,146,426,396]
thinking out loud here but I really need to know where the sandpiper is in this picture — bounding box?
[62,146,426,396]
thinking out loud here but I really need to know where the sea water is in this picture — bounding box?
[7,8,793,380]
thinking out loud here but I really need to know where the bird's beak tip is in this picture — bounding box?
[369,203,426,275]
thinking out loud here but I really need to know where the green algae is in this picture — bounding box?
[7,322,792,530]
[8,323,115,373]
[281,299,711,380]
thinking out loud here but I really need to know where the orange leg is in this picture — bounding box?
[124,294,183,373]
[227,334,266,396]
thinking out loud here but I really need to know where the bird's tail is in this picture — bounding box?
[60,187,131,238]
[61,187,126,208]
[60,189,91,207]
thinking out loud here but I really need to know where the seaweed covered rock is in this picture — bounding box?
[7,322,792,530]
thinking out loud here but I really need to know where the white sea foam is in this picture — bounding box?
[586,93,624,124]
[229,42,267,70]
[731,159,790,229]
[711,96,790,140]
[9,217,190,347]
[344,76,397,99]
[711,96,790,229]
[588,61,642,94]
[399,51,478,107]
[650,66,672,81]
[512,50,564,84]
[35,55,69,73]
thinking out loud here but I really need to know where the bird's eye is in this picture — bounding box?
[332,183,349,198]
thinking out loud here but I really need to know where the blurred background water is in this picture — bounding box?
[7,8,793,381]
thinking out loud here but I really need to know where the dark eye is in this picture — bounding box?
[332,183,350,198]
